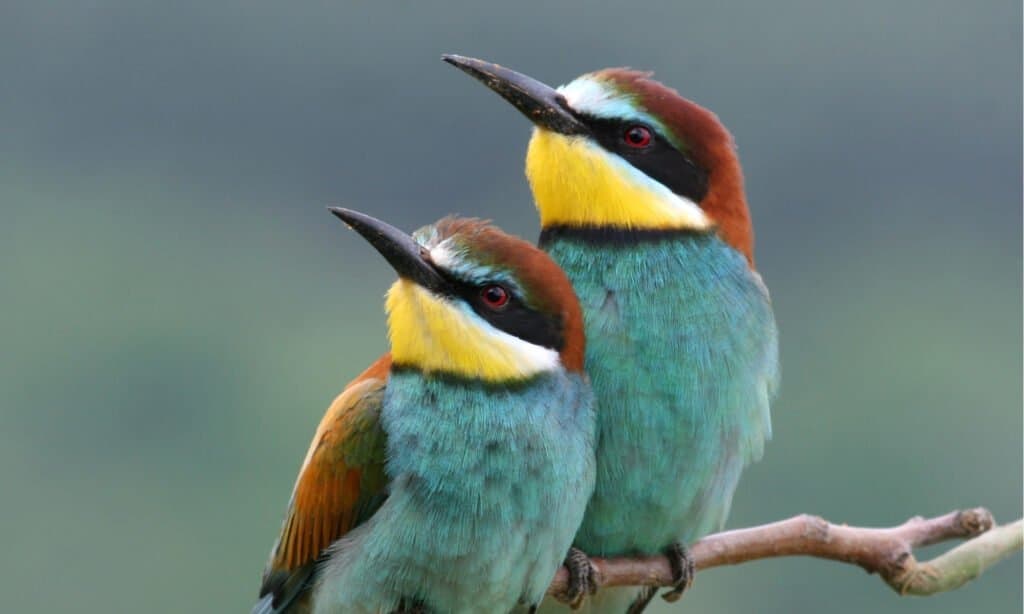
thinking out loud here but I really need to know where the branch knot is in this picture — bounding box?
[956,508,994,537]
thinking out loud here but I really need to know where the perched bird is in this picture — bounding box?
[254,209,596,614]
[444,56,780,611]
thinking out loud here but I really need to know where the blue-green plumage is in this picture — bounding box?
[543,233,778,558]
[440,54,780,612]
[257,212,597,614]
[313,370,596,614]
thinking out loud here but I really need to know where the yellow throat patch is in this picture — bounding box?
[385,280,559,382]
[525,129,712,231]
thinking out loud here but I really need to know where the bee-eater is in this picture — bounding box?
[443,56,780,611]
[254,209,596,614]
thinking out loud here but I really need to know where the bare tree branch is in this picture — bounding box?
[548,507,1022,602]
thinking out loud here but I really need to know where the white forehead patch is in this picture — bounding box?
[428,238,523,296]
[558,75,652,124]
[428,239,458,271]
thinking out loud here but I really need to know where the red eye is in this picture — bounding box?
[480,285,509,309]
[624,125,652,148]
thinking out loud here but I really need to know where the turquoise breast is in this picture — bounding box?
[542,231,779,555]
[314,371,596,613]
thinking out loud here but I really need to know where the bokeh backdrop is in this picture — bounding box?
[2,1,1021,612]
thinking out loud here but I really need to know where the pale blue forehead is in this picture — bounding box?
[411,224,521,290]
[411,223,444,248]
[557,75,672,138]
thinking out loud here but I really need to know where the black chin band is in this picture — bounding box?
[538,225,712,248]
[389,363,549,390]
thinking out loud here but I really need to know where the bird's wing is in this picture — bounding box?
[255,355,392,613]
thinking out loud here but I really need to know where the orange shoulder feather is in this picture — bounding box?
[258,354,392,608]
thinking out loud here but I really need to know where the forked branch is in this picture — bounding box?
[548,507,1022,601]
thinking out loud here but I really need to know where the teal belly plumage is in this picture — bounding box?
[312,371,596,614]
[542,232,779,557]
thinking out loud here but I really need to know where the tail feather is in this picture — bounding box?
[251,595,276,614]
[536,586,642,614]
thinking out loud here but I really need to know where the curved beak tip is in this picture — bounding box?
[324,207,446,293]
[439,54,585,136]
[440,53,476,68]
[440,54,494,83]
[327,206,357,228]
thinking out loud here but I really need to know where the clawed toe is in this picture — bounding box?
[661,542,695,602]
[562,547,598,609]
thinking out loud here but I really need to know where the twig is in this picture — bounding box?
[548,507,1022,601]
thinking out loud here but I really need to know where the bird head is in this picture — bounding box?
[330,208,585,383]
[443,55,754,263]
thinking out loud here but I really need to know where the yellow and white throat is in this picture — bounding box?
[525,128,712,231]
[385,279,560,383]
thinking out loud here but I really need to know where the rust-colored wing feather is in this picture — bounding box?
[256,355,392,613]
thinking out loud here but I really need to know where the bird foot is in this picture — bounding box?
[562,547,598,609]
[661,542,695,602]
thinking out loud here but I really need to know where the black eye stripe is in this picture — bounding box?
[431,268,564,351]
[468,290,563,350]
[582,116,709,204]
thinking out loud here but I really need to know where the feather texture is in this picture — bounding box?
[312,370,595,613]
[549,233,777,552]
[537,232,778,613]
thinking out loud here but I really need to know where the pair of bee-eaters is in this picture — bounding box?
[254,55,779,614]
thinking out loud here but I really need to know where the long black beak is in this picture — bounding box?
[328,207,447,293]
[442,54,587,136]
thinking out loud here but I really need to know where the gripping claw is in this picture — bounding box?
[563,547,598,609]
[661,542,695,602]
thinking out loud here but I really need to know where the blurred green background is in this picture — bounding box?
[2,1,1020,612]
